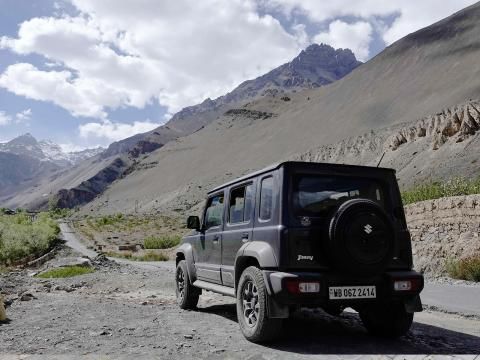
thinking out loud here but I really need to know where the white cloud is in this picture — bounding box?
[264,0,477,44]
[0,1,305,118]
[79,120,160,142]
[15,108,32,123]
[314,20,372,61]
[0,111,12,126]
[0,63,128,118]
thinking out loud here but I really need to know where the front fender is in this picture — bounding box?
[176,243,197,283]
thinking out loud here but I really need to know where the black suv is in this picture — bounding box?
[175,161,423,342]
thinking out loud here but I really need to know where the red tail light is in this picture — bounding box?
[285,279,320,294]
[393,278,422,292]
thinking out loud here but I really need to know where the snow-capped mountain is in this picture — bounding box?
[0,133,104,166]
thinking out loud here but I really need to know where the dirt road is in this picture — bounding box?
[0,227,479,359]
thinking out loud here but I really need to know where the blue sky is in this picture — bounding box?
[0,0,476,150]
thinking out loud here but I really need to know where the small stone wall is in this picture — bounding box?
[404,195,480,276]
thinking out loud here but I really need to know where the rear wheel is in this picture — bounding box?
[175,260,200,310]
[360,302,413,337]
[236,266,283,342]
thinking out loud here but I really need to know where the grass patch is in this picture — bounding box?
[0,212,60,265]
[36,266,95,278]
[446,255,480,282]
[143,235,181,249]
[402,177,480,205]
[105,251,169,262]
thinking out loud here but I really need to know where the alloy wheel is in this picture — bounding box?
[176,267,185,301]
[241,280,259,328]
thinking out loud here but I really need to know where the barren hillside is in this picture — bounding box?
[73,2,480,216]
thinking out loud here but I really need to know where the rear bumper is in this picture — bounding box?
[263,270,424,312]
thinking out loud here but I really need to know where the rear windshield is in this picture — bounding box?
[291,175,386,217]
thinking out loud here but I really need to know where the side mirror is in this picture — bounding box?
[187,215,201,230]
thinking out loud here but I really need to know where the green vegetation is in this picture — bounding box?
[0,212,60,265]
[48,207,73,219]
[143,235,181,249]
[401,177,480,205]
[85,213,183,232]
[105,251,169,262]
[446,255,480,282]
[36,266,95,278]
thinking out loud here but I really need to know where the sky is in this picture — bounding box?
[0,0,477,151]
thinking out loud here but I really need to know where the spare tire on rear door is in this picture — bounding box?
[328,199,394,275]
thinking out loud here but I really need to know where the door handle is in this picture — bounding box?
[212,235,219,243]
[241,233,249,242]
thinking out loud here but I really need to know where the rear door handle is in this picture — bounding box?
[212,235,219,243]
[241,233,249,242]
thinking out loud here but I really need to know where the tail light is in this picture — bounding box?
[285,279,320,294]
[393,278,422,292]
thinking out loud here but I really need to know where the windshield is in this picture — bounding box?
[291,175,386,217]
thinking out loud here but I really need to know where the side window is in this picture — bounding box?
[204,194,224,229]
[259,177,273,221]
[229,184,254,224]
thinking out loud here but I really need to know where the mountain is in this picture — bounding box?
[2,43,361,209]
[0,133,104,166]
[165,43,361,134]
[0,134,104,203]
[65,1,480,216]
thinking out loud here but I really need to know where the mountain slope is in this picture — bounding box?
[75,1,480,215]
[3,44,361,209]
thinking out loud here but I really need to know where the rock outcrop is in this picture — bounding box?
[386,100,480,151]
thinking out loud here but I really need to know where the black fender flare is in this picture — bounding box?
[234,241,278,288]
[176,243,197,283]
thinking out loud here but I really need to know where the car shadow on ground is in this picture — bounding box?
[198,303,480,354]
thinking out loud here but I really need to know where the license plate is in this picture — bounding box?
[329,286,376,299]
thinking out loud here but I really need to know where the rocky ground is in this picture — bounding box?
[1,244,480,359]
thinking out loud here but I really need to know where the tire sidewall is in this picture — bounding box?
[236,267,268,340]
[176,260,196,309]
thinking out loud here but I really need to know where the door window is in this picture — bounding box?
[229,184,253,224]
[259,177,273,221]
[204,194,224,229]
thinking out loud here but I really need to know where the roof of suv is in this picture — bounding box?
[208,161,395,194]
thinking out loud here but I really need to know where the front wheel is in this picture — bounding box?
[236,266,282,342]
[175,260,200,309]
[359,302,413,337]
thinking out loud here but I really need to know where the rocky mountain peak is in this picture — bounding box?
[7,133,38,146]
[165,43,362,134]
[290,43,360,78]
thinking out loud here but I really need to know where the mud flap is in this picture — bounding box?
[404,295,423,313]
[267,296,289,318]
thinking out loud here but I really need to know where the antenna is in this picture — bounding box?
[376,152,386,167]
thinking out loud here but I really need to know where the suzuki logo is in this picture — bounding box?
[364,224,373,234]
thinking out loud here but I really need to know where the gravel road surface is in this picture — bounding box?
[0,225,479,359]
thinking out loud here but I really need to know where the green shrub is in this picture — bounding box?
[446,255,480,282]
[402,177,480,205]
[36,266,94,278]
[105,251,169,262]
[0,212,60,264]
[143,235,180,249]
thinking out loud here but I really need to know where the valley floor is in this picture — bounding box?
[0,227,479,359]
